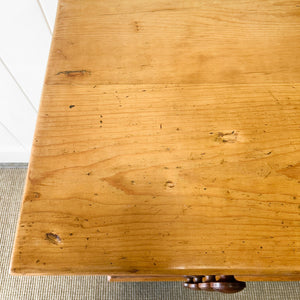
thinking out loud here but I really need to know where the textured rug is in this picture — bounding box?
[0,168,299,300]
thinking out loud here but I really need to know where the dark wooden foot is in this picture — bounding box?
[184,275,246,293]
[198,275,216,292]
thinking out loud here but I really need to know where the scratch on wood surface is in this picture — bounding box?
[214,131,238,143]
[56,70,91,76]
[269,91,281,105]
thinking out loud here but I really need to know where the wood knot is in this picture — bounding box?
[45,232,61,244]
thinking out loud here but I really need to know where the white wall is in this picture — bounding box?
[0,0,58,162]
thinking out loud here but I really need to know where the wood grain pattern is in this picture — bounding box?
[108,275,300,282]
[11,0,300,279]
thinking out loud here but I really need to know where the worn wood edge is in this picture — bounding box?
[108,275,300,282]
[107,275,183,282]
[9,0,63,276]
[9,266,300,278]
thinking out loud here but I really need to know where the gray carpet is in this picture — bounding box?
[0,168,299,300]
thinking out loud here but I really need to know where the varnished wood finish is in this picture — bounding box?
[210,275,246,294]
[108,275,300,282]
[184,275,246,293]
[11,0,300,278]
[199,275,216,292]
[108,275,186,282]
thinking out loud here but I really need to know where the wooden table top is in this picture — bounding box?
[11,0,300,278]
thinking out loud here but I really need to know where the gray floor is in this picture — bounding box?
[0,168,299,300]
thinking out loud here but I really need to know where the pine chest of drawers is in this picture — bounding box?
[11,0,300,294]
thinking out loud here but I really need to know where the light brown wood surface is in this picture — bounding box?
[108,275,300,282]
[11,0,300,279]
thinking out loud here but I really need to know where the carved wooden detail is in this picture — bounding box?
[184,275,246,293]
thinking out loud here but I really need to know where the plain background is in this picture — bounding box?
[0,0,58,162]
